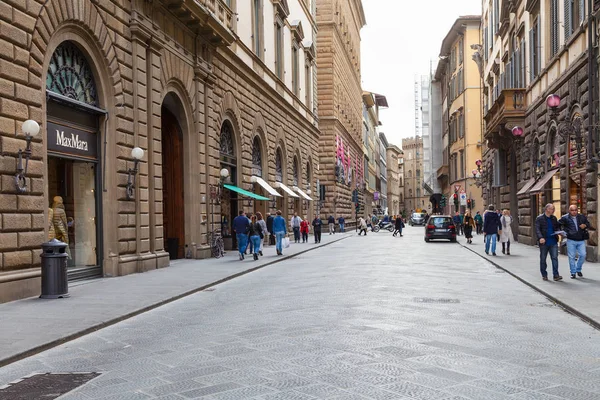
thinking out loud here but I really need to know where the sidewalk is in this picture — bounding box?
[459,234,600,329]
[0,232,352,367]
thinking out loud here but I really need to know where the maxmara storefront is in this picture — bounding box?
[0,0,319,303]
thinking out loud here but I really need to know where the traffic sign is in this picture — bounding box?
[454,185,461,192]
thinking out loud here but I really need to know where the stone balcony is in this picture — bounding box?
[163,0,235,45]
[484,88,527,149]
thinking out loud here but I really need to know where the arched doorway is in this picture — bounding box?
[292,156,301,215]
[46,40,104,279]
[275,148,285,216]
[161,106,185,259]
[220,120,238,247]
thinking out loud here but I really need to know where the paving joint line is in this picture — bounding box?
[0,234,352,368]
[461,243,600,332]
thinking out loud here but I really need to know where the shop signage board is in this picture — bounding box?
[47,121,98,160]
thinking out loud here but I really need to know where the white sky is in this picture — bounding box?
[361,0,481,148]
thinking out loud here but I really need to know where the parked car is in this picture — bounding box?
[424,215,457,242]
[410,212,426,226]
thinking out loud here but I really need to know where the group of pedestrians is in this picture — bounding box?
[476,203,590,282]
[232,210,329,260]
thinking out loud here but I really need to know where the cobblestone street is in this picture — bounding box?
[1,227,600,400]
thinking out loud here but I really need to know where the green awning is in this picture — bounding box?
[223,184,270,201]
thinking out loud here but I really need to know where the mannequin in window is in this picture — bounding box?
[52,196,71,257]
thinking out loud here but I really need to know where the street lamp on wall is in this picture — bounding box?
[546,93,585,166]
[14,120,40,193]
[472,159,487,188]
[125,147,144,200]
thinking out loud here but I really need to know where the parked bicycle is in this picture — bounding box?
[208,231,225,259]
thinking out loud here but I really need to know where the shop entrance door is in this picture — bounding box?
[161,108,185,259]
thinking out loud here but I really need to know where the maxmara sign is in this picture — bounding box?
[47,121,98,160]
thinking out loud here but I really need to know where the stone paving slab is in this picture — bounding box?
[0,232,353,367]
[457,233,600,328]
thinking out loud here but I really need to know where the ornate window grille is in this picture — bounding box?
[275,149,283,182]
[252,137,262,177]
[46,41,98,106]
[220,121,235,157]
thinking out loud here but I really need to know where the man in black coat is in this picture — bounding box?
[535,203,563,281]
[266,213,275,246]
[483,204,502,256]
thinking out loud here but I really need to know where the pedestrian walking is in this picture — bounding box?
[312,215,323,243]
[559,204,590,279]
[371,214,378,231]
[474,211,483,234]
[500,209,515,255]
[328,215,335,234]
[290,213,302,243]
[393,215,404,237]
[483,204,502,256]
[463,210,475,244]
[453,212,462,236]
[232,210,250,260]
[300,216,309,243]
[248,215,263,261]
[535,203,563,281]
[256,212,268,256]
[273,210,287,256]
[266,213,275,245]
[358,216,368,235]
[245,213,253,255]
[338,216,345,233]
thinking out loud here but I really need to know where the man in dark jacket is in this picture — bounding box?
[312,216,323,243]
[233,211,250,260]
[328,215,335,235]
[535,203,563,281]
[559,205,590,279]
[266,213,275,245]
[483,205,502,256]
[453,212,463,236]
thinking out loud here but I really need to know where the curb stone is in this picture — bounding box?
[0,234,353,368]
[460,243,600,331]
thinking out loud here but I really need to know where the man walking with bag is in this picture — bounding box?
[559,205,590,279]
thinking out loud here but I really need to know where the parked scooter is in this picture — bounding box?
[378,221,395,232]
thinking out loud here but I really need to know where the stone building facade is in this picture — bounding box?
[481,0,597,259]
[386,144,402,216]
[402,136,428,212]
[315,0,366,221]
[0,0,319,303]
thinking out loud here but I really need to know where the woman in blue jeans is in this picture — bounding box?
[272,210,287,255]
[248,215,263,261]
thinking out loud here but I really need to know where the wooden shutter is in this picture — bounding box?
[536,19,541,75]
[551,0,559,56]
[580,0,585,24]
[565,0,572,41]
[529,28,535,82]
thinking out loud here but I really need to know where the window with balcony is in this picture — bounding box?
[252,0,264,59]
[565,0,586,41]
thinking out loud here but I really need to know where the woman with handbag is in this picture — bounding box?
[248,215,263,261]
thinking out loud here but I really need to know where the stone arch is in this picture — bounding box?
[160,51,196,111]
[251,113,268,178]
[30,0,124,105]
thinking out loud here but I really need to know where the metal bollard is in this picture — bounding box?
[40,239,70,299]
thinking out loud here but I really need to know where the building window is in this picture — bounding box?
[275,148,283,182]
[275,20,284,79]
[550,0,559,57]
[47,41,98,106]
[457,69,464,93]
[305,62,312,108]
[293,157,299,186]
[529,17,541,81]
[458,113,465,138]
[458,37,464,65]
[292,43,299,95]
[252,137,262,177]
[416,169,420,178]
[459,151,464,179]
[565,0,585,41]
[417,188,421,198]
[252,0,264,59]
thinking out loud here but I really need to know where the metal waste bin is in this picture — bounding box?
[40,239,70,299]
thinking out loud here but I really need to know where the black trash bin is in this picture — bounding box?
[40,239,70,299]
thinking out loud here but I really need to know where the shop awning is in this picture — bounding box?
[529,169,559,194]
[275,182,300,197]
[516,177,537,196]
[294,186,313,201]
[223,184,270,200]
[251,176,282,197]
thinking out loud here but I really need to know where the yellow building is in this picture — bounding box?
[435,16,483,214]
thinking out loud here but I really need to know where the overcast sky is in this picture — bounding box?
[361,0,481,148]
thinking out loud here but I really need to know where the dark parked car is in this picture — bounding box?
[410,212,426,226]
[424,215,457,242]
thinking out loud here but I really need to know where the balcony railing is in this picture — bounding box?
[165,0,234,45]
[484,88,526,138]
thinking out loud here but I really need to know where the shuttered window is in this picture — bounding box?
[529,18,540,82]
[550,0,559,57]
[565,0,574,41]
